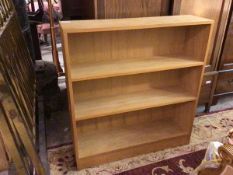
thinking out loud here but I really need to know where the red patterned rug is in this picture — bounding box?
[117,150,206,175]
[48,109,233,175]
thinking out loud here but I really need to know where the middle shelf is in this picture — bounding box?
[75,87,196,121]
[70,56,204,81]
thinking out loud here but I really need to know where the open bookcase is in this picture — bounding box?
[60,15,213,169]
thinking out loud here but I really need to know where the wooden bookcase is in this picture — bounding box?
[215,9,233,101]
[60,15,213,169]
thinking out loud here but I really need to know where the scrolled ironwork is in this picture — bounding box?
[0,0,45,174]
[0,0,13,27]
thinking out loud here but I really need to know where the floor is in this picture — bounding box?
[41,42,72,147]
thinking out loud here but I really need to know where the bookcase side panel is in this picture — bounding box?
[60,32,80,164]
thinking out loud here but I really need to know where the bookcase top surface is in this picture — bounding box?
[60,15,213,33]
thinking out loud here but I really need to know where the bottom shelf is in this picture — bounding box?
[76,102,195,168]
[78,119,188,159]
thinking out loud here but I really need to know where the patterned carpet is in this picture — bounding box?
[48,109,233,175]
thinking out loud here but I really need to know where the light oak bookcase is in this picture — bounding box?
[60,15,213,169]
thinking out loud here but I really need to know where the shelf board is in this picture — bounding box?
[60,15,213,33]
[71,56,204,81]
[75,87,196,121]
[78,119,187,159]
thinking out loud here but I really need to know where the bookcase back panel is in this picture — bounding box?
[73,67,202,101]
[77,107,170,133]
[184,24,212,60]
[68,25,211,65]
[77,101,195,132]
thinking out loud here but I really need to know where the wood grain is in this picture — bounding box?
[0,2,42,173]
[60,15,213,33]
[199,72,218,106]
[77,102,194,168]
[73,67,202,111]
[95,0,170,19]
[212,0,233,102]
[76,87,196,121]
[60,15,213,169]
[68,25,211,68]
[79,134,189,169]
[0,108,26,175]
[78,119,187,158]
[173,0,233,110]
[0,86,45,175]
[176,0,224,68]
[71,56,203,81]
[219,13,233,70]
[0,133,8,172]
[216,70,233,95]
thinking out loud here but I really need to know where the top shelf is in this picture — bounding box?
[60,15,213,33]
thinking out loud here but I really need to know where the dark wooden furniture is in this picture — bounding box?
[94,0,171,18]
[173,0,232,111]
[61,0,95,19]
[61,0,172,19]
[215,9,233,99]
